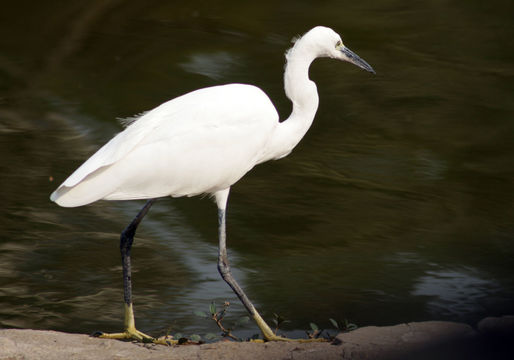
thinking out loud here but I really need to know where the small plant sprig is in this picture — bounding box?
[307,318,358,340]
[332,318,358,332]
[306,322,323,339]
[272,313,291,336]
[194,301,249,341]
[211,301,241,341]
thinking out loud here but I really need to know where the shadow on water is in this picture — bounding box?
[0,0,513,338]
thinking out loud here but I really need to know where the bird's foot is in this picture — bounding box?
[92,328,178,345]
[92,303,177,345]
[252,313,327,342]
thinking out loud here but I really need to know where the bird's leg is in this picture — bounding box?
[96,199,175,344]
[217,208,323,342]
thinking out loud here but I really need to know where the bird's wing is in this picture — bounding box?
[60,84,272,187]
[51,84,279,206]
[60,90,199,188]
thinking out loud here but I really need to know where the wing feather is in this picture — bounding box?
[51,84,279,207]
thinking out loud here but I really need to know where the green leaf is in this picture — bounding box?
[209,302,217,315]
[273,313,289,327]
[190,334,201,342]
[343,319,358,331]
[193,310,208,318]
[310,322,319,331]
[329,318,339,329]
[346,323,358,331]
[272,313,279,327]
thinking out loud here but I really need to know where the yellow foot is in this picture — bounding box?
[92,329,177,345]
[252,313,327,343]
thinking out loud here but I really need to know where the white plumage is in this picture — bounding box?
[51,84,280,206]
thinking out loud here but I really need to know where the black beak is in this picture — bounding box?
[340,46,375,74]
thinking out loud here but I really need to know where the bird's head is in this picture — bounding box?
[293,26,375,74]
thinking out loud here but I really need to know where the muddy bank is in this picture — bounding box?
[1,316,513,360]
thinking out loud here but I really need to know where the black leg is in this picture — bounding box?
[216,203,325,342]
[216,207,278,340]
[97,199,165,342]
[120,199,156,308]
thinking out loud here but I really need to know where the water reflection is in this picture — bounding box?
[179,52,242,80]
[412,268,501,320]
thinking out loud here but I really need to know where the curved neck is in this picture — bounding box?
[262,46,319,162]
[285,56,319,118]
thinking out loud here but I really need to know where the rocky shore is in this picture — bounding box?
[1,316,513,360]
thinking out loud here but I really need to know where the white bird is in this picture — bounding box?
[51,26,375,343]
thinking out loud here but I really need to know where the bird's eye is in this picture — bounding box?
[335,40,343,48]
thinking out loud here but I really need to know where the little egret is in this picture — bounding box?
[51,26,375,343]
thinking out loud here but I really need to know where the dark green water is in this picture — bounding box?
[1,0,513,339]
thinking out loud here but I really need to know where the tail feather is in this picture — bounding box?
[50,166,116,207]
